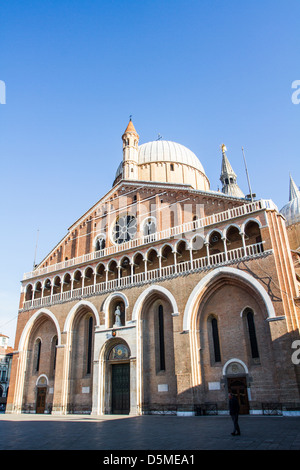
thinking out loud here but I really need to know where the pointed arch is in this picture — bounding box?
[63,300,100,333]
[132,285,179,322]
[183,266,276,331]
[102,292,129,328]
[18,308,62,352]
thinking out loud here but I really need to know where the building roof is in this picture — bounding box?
[123,119,139,136]
[115,139,206,181]
[138,140,205,173]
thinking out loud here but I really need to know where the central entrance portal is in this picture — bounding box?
[227,377,249,414]
[111,363,130,414]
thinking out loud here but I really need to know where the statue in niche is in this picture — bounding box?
[114,304,122,327]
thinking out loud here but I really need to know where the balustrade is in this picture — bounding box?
[23,199,270,281]
[22,242,268,311]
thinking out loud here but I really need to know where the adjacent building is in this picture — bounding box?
[0,334,13,411]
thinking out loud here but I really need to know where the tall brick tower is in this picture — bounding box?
[122,118,139,180]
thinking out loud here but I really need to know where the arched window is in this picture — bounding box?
[245,309,259,359]
[35,339,42,372]
[158,305,165,371]
[52,336,58,372]
[86,316,94,374]
[95,236,106,251]
[143,217,156,237]
[209,317,221,363]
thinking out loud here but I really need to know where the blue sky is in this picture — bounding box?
[0,0,299,345]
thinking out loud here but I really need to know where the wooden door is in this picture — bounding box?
[36,387,47,414]
[227,377,249,414]
[111,363,130,414]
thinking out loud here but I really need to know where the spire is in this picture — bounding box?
[220,144,245,198]
[122,118,139,180]
[220,144,237,179]
[123,116,139,137]
[289,174,300,201]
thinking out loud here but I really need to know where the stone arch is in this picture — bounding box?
[18,309,62,352]
[102,292,129,328]
[63,300,100,333]
[65,300,99,414]
[19,309,61,414]
[97,337,132,415]
[25,283,33,301]
[145,246,159,259]
[222,358,249,376]
[183,266,276,332]
[132,285,179,322]
[205,228,224,244]
[132,285,179,414]
[36,374,49,386]
[241,217,262,233]
[183,266,275,389]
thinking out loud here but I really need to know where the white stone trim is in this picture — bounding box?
[132,285,179,322]
[183,266,276,331]
[63,300,100,333]
[18,308,62,352]
[222,358,249,376]
[102,292,129,329]
[36,374,48,386]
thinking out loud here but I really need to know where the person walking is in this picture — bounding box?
[229,392,241,436]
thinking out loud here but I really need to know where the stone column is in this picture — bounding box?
[52,341,68,415]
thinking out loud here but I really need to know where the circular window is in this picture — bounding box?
[111,214,137,244]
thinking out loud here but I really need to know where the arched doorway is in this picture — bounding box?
[225,361,250,415]
[36,375,48,414]
[101,340,131,415]
[108,343,130,414]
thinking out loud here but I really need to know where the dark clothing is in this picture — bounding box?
[231,413,240,435]
[229,395,240,435]
[229,395,240,415]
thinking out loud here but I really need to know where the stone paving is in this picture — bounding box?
[0,413,300,451]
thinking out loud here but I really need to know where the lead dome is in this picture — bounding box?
[114,120,210,191]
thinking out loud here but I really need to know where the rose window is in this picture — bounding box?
[112,214,137,244]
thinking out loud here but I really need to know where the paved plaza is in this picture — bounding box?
[0,413,300,452]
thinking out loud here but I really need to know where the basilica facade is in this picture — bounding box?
[7,120,300,416]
